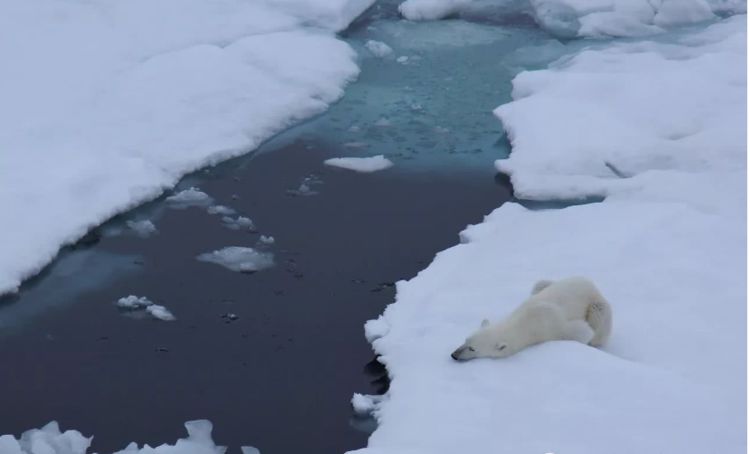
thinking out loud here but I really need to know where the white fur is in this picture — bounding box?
[451,277,612,360]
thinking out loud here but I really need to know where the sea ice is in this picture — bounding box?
[324,156,394,173]
[196,247,274,273]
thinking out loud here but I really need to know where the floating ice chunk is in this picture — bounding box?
[112,419,227,453]
[287,174,323,196]
[351,393,383,415]
[258,235,275,245]
[126,220,157,238]
[374,117,392,127]
[207,205,236,216]
[241,447,261,454]
[197,247,274,273]
[365,40,394,57]
[166,188,213,209]
[116,295,154,309]
[4,421,93,454]
[396,56,409,64]
[324,155,394,173]
[221,216,256,231]
[146,305,176,322]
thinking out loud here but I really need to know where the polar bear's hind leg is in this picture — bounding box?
[562,320,595,344]
[586,300,612,347]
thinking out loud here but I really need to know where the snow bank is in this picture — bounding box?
[399,0,743,37]
[324,156,394,173]
[0,0,372,295]
[494,15,746,202]
[196,247,274,273]
[353,15,746,454]
[0,420,247,454]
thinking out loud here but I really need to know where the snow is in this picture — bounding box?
[399,0,742,37]
[324,156,394,173]
[353,15,746,454]
[0,0,371,296]
[365,40,394,58]
[196,247,274,273]
[126,220,158,238]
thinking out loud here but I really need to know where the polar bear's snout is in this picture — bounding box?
[451,347,466,361]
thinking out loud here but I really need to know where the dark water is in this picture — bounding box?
[0,1,581,450]
[0,138,511,453]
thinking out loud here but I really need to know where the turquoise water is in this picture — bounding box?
[266,14,579,176]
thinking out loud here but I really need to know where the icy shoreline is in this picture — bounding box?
[353,14,746,454]
[0,0,373,296]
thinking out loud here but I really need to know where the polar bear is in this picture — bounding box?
[451,276,612,361]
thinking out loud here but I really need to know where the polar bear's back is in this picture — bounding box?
[526,276,607,322]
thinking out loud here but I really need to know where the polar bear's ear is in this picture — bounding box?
[480,319,490,328]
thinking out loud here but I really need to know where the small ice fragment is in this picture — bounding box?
[197,247,274,273]
[116,295,154,309]
[396,56,409,64]
[241,447,261,454]
[365,40,393,58]
[126,220,157,238]
[221,312,239,322]
[207,205,236,216]
[146,305,176,321]
[221,215,255,231]
[374,117,391,127]
[324,155,394,173]
[351,393,383,415]
[166,187,213,208]
[259,235,275,245]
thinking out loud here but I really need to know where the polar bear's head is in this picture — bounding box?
[451,319,514,361]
